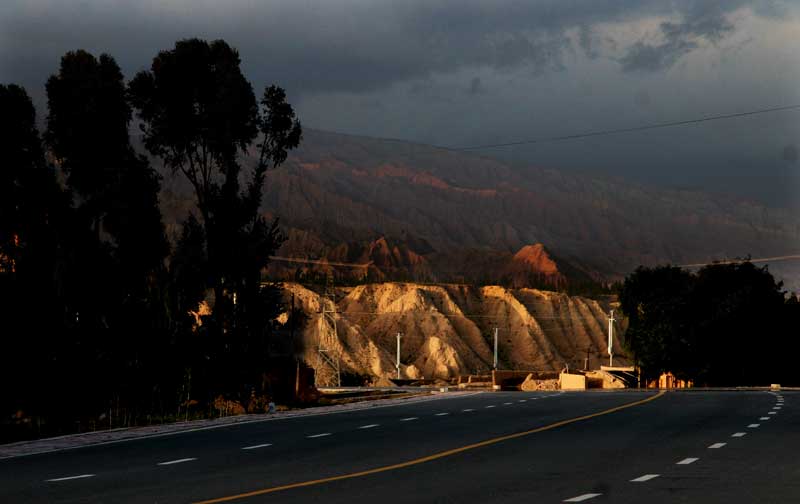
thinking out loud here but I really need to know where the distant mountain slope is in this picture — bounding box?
[158,128,800,287]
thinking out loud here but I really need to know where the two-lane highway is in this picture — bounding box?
[0,390,794,503]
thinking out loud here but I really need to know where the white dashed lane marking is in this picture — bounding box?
[631,474,660,482]
[241,443,272,450]
[768,412,777,415]
[732,432,747,437]
[708,443,726,449]
[45,474,95,482]
[760,417,770,420]
[748,424,760,428]
[400,417,418,422]
[462,409,475,412]
[676,457,699,465]
[563,493,603,502]
[435,412,449,416]
[157,458,197,466]
[486,405,496,409]
[503,402,513,405]
[306,433,332,439]
[519,399,527,402]
[358,424,379,429]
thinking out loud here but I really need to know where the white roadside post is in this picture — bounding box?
[396,332,402,379]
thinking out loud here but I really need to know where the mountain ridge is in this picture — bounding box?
[156,128,800,289]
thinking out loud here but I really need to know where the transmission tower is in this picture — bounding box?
[317,271,341,386]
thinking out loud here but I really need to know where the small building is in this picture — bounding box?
[647,371,693,389]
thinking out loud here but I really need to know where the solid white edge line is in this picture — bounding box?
[708,443,726,449]
[241,443,272,450]
[358,424,379,429]
[157,457,197,466]
[306,433,332,438]
[1,391,484,460]
[631,474,660,482]
[563,493,603,502]
[676,457,699,465]
[46,474,95,482]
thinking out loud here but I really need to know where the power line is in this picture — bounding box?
[269,255,371,269]
[678,254,800,268]
[448,104,800,151]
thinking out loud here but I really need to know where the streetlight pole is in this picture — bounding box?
[493,327,499,371]
[607,309,616,367]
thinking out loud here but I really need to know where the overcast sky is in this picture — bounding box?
[2,0,799,207]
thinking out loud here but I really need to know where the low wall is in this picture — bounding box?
[559,372,587,390]
[492,370,560,390]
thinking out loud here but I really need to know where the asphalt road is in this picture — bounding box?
[0,389,795,503]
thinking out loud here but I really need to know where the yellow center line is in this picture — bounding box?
[194,390,667,504]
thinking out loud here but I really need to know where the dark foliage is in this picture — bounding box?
[620,262,796,386]
[619,266,695,382]
[1,39,301,442]
[129,38,301,405]
[0,84,69,439]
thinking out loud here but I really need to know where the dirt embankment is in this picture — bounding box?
[281,282,628,385]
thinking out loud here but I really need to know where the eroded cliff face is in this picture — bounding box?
[280,282,628,385]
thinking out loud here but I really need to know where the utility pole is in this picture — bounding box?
[493,327,499,371]
[318,272,341,387]
[607,309,616,367]
[290,293,296,356]
[396,332,402,379]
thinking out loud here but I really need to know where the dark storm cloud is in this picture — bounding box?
[784,145,798,163]
[620,5,735,72]
[1,0,798,211]
[0,0,767,98]
[468,77,486,96]
[578,25,600,60]
[620,39,699,73]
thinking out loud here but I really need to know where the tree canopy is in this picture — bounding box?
[1,39,302,442]
[129,37,302,400]
[619,262,793,386]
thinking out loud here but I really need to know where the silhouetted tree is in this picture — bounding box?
[130,38,301,401]
[2,40,304,441]
[620,262,791,386]
[619,265,695,382]
[45,50,169,429]
[0,84,68,439]
[690,262,785,385]
[46,51,130,232]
